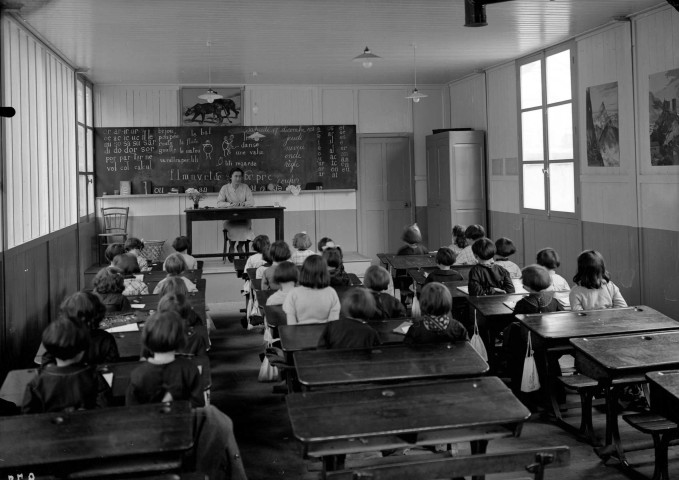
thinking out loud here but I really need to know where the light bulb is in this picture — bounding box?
[362,60,373,68]
[412,97,420,103]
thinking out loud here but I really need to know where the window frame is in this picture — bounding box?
[76,75,95,221]
[517,41,580,220]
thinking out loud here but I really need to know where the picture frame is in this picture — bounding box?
[180,87,243,126]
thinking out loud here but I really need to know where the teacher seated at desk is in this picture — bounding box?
[217,167,254,260]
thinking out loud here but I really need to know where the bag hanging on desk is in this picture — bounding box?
[521,331,541,392]
[469,312,488,361]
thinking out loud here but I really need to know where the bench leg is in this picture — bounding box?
[322,454,346,473]
[579,389,596,443]
[651,431,679,480]
[470,439,489,480]
[595,385,629,466]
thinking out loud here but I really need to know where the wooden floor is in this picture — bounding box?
[207,302,679,480]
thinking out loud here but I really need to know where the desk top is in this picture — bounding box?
[286,376,530,443]
[646,370,679,423]
[142,269,202,284]
[0,401,193,470]
[442,280,470,299]
[409,265,474,285]
[382,254,437,270]
[467,293,529,317]
[571,330,679,375]
[518,306,677,341]
[279,319,408,353]
[294,342,488,387]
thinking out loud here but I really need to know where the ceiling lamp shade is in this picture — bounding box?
[406,44,427,103]
[406,88,427,103]
[199,41,223,103]
[353,46,381,68]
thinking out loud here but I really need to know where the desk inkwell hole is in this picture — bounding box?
[641,336,653,341]
[52,416,65,425]
[634,307,644,312]
[577,313,587,316]
[382,390,395,398]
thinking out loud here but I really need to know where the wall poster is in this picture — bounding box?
[649,68,679,166]
[585,81,619,167]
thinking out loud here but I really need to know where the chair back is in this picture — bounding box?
[101,207,129,235]
[264,304,287,339]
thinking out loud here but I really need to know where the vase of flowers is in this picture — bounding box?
[186,188,206,209]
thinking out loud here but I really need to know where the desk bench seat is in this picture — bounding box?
[306,425,513,458]
[324,446,570,480]
[624,413,679,480]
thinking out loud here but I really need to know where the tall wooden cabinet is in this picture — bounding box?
[426,130,486,249]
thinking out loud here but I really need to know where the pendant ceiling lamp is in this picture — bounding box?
[199,41,223,103]
[353,46,381,68]
[406,44,427,103]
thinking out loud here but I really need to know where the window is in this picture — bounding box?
[77,76,95,219]
[518,45,577,217]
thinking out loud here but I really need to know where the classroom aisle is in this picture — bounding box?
[206,302,675,480]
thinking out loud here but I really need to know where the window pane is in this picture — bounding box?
[78,125,86,171]
[523,164,545,210]
[87,174,95,215]
[77,79,85,122]
[521,110,544,161]
[547,103,573,160]
[86,84,93,127]
[549,163,575,213]
[520,60,542,109]
[87,129,94,171]
[79,175,88,218]
[546,50,571,104]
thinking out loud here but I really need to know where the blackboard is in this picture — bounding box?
[94,125,357,196]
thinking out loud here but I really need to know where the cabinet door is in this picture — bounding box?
[450,141,486,228]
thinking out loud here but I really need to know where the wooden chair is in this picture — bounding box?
[264,304,287,339]
[247,268,262,291]
[99,207,129,263]
[324,446,570,480]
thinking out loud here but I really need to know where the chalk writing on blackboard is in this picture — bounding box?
[95,125,356,196]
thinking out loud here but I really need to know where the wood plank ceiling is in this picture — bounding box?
[9,0,664,85]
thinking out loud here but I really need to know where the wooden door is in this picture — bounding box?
[359,136,413,257]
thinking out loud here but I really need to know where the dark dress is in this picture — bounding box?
[404,315,468,345]
[97,292,131,312]
[329,268,351,287]
[369,291,407,320]
[126,357,204,408]
[41,329,120,367]
[513,292,563,315]
[22,363,111,413]
[425,268,464,284]
[468,264,515,296]
[318,318,381,349]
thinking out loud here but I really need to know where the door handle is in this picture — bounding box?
[404,201,410,208]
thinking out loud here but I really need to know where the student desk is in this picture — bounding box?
[645,371,679,480]
[571,330,679,465]
[145,277,207,294]
[0,401,193,477]
[294,341,489,389]
[518,306,679,428]
[185,206,285,257]
[381,253,437,271]
[279,320,408,355]
[408,265,474,286]
[286,376,531,473]
[142,269,203,284]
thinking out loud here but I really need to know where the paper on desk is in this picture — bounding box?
[392,321,413,335]
[512,279,528,294]
[130,304,146,309]
[102,372,114,387]
[106,323,139,333]
[456,286,470,294]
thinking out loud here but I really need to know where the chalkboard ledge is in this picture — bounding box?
[97,189,356,200]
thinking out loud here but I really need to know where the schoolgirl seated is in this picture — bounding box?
[318,236,341,255]
[449,224,467,257]
[467,238,515,296]
[290,232,315,266]
[124,237,149,271]
[569,250,627,311]
[23,318,112,413]
[126,311,205,408]
[494,237,522,279]
[155,294,209,358]
[404,282,468,344]
[396,223,427,256]
[266,261,299,306]
[154,253,198,294]
[537,247,571,309]
[169,235,198,270]
[513,265,564,315]
[104,243,125,266]
[92,267,132,312]
[255,244,273,280]
[322,246,351,287]
[262,240,292,290]
[156,276,208,330]
[245,234,270,271]
[454,224,486,265]
[425,247,463,283]
[112,253,149,296]
[363,265,406,320]
[318,288,381,349]
[283,255,340,325]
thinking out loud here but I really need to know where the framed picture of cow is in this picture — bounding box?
[180,87,243,126]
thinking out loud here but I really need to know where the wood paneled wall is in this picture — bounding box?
[1,16,78,250]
